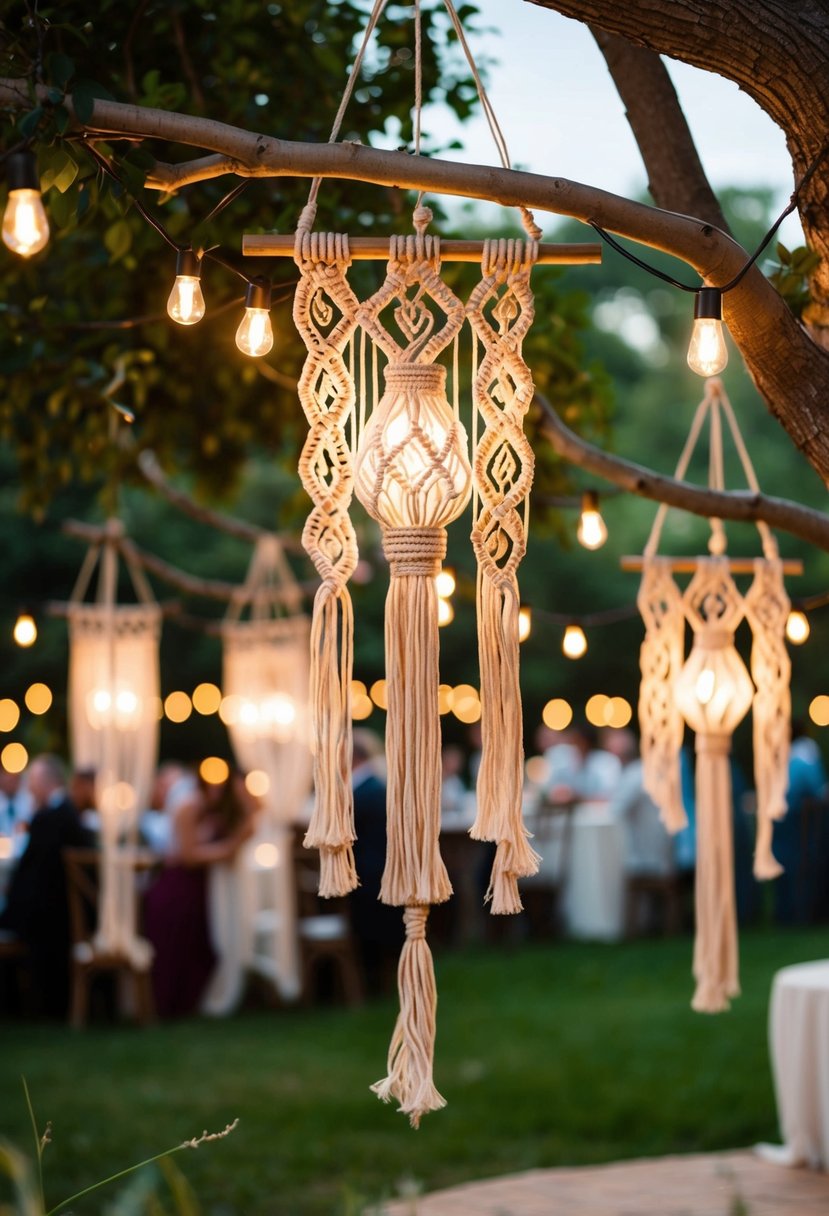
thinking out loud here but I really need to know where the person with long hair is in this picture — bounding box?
[143,765,257,1018]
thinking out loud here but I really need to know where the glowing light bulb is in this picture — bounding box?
[437,597,454,627]
[687,287,728,376]
[2,153,49,257]
[13,611,36,647]
[518,605,532,643]
[435,568,456,599]
[167,248,205,325]
[695,667,716,706]
[577,490,608,550]
[785,610,810,645]
[236,279,273,356]
[562,624,587,660]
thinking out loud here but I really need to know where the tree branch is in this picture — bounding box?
[588,27,731,232]
[136,451,304,553]
[2,76,829,479]
[62,519,315,603]
[534,390,829,552]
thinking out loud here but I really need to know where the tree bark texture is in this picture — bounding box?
[529,0,829,336]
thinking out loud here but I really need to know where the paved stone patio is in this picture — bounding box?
[383,1150,829,1215]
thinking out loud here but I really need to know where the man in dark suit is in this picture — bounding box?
[0,753,91,1017]
[349,730,404,995]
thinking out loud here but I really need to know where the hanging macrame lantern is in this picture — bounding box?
[633,377,797,1012]
[221,535,311,1004]
[67,518,160,968]
[275,0,598,1127]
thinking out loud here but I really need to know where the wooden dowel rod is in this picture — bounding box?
[620,556,803,575]
[242,235,602,264]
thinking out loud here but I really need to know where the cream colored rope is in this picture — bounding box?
[467,237,540,913]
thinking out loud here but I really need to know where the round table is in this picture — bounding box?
[763,960,829,1169]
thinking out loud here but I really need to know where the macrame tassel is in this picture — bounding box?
[302,580,357,896]
[691,736,740,1013]
[637,559,687,834]
[371,905,446,1128]
[381,527,452,907]
[744,559,790,880]
[474,575,540,912]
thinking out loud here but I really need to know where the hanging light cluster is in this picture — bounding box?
[165,248,274,358]
[634,377,798,1013]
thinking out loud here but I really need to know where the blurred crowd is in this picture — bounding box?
[1,714,827,1022]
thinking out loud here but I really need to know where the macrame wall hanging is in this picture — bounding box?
[221,535,311,1006]
[67,518,160,970]
[263,0,599,1127]
[632,377,798,1013]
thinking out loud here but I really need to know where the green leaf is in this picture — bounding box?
[775,241,791,265]
[54,105,71,135]
[40,150,78,195]
[17,107,44,139]
[70,78,115,125]
[46,52,75,90]
[104,219,132,262]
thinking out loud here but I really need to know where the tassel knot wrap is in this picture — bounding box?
[294,232,361,897]
[355,239,471,1127]
[371,905,446,1128]
[467,239,540,913]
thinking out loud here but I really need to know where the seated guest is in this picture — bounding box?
[546,722,621,804]
[609,736,674,878]
[141,762,196,853]
[143,766,256,1017]
[0,754,91,1018]
[0,768,33,838]
[773,721,827,924]
[69,767,98,836]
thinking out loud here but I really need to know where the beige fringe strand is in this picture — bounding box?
[371,906,446,1128]
[691,736,740,1013]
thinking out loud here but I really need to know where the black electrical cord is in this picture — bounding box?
[588,138,829,298]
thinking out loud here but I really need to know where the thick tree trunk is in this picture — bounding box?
[529,0,829,341]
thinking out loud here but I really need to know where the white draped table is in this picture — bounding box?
[563,801,625,941]
[760,960,829,1169]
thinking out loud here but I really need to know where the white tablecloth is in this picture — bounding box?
[563,802,625,941]
[763,960,829,1169]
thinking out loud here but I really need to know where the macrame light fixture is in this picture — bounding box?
[632,377,799,1012]
[252,0,598,1127]
[67,518,160,968]
[221,535,311,1004]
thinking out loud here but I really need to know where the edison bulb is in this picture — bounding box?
[518,605,532,643]
[13,612,36,647]
[168,275,205,324]
[3,187,49,258]
[688,287,728,377]
[435,568,456,599]
[562,624,587,660]
[236,307,273,356]
[785,610,810,645]
[437,597,454,627]
[236,278,273,357]
[577,491,607,550]
[687,318,728,376]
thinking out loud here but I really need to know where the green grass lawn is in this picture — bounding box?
[0,927,825,1215]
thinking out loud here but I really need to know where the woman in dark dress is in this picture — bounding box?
[143,768,256,1017]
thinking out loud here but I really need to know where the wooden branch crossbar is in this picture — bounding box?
[620,556,803,574]
[242,235,602,264]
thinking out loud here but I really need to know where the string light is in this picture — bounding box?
[2,151,49,258]
[687,288,728,376]
[785,609,810,645]
[12,610,36,647]
[518,605,532,642]
[435,567,456,599]
[167,248,206,325]
[235,278,273,356]
[576,490,608,550]
[437,597,454,626]
[562,623,587,659]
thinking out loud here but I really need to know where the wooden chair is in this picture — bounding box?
[62,847,156,1028]
[293,837,364,1007]
[0,929,30,1015]
[624,870,686,937]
